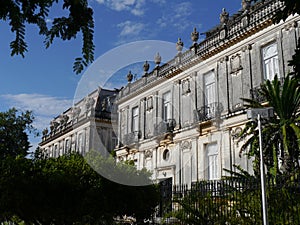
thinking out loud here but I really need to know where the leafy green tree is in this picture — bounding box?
[0,108,35,159]
[239,75,300,178]
[0,152,159,225]
[85,150,160,224]
[0,0,94,74]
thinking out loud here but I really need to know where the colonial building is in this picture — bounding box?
[114,0,300,186]
[39,0,300,187]
[39,88,118,157]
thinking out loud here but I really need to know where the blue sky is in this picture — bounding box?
[0,0,242,149]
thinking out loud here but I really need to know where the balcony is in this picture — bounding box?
[122,131,141,146]
[194,102,223,123]
[250,77,284,103]
[154,119,176,136]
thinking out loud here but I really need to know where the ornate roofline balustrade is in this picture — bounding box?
[117,0,284,101]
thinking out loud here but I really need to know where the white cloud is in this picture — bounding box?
[115,20,147,44]
[96,0,145,16]
[156,2,194,32]
[0,94,73,131]
[118,21,145,37]
[46,18,53,24]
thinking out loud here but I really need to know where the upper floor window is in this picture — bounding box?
[206,143,219,180]
[262,42,280,80]
[54,144,58,158]
[132,106,139,132]
[162,91,171,121]
[204,71,216,117]
[78,133,84,154]
[65,139,70,153]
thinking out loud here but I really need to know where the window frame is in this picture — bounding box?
[203,71,216,117]
[131,106,139,133]
[162,91,171,122]
[261,42,280,81]
[206,142,219,180]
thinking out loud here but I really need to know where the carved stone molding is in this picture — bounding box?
[146,96,153,111]
[220,29,227,40]
[144,150,153,159]
[182,79,191,95]
[230,53,243,75]
[180,140,192,150]
[284,21,298,31]
[85,97,95,111]
[231,127,242,140]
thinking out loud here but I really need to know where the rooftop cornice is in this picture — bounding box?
[117,0,284,101]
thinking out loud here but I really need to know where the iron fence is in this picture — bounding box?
[158,178,300,225]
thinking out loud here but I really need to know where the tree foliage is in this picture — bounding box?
[0,0,94,74]
[0,152,159,225]
[166,173,300,224]
[0,108,35,159]
[239,76,300,178]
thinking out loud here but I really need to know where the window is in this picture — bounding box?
[162,91,171,122]
[204,71,216,117]
[262,42,280,80]
[132,107,139,132]
[78,133,84,154]
[206,143,219,180]
[54,144,58,158]
[65,139,70,153]
[163,149,170,161]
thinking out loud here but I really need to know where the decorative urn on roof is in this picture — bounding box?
[143,60,150,77]
[176,38,184,53]
[154,52,161,67]
[220,8,229,24]
[127,70,133,83]
[191,27,199,43]
[242,0,251,11]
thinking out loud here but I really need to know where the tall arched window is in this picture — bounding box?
[262,42,280,81]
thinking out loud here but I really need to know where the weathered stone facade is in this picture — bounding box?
[114,0,300,186]
[39,0,300,187]
[39,88,118,157]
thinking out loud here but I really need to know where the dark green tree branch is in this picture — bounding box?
[0,0,94,74]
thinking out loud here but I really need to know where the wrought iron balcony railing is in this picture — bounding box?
[154,119,176,136]
[194,102,223,122]
[122,131,141,145]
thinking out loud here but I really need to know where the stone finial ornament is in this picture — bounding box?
[143,61,150,76]
[72,107,81,118]
[242,0,251,11]
[191,27,199,43]
[154,52,161,67]
[220,8,229,24]
[176,38,184,52]
[127,70,133,83]
[85,97,95,111]
[42,128,48,136]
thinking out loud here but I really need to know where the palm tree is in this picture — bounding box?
[239,75,300,178]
